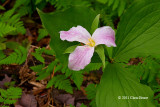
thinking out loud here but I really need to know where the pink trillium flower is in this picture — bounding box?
[60,26,116,71]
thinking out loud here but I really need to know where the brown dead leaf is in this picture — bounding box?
[16,92,37,107]
[0,74,12,88]
[55,94,75,106]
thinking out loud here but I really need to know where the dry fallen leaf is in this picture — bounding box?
[0,74,12,88]
[16,92,37,107]
[55,94,75,106]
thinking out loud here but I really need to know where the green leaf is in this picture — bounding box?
[90,14,100,34]
[106,46,113,59]
[112,0,119,10]
[80,103,87,107]
[64,45,78,54]
[0,43,6,50]
[82,63,102,72]
[118,0,126,16]
[96,63,155,107]
[32,53,45,63]
[0,5,5,10]
[46,61,58,73]
[0,96,4,102]
[70,104,75,107]
[47,75,73,93]
[0,50,6,60]
[113,0,160,62]
[30,64,45,72]
[0,46,27,65]
[71,72,83,89]
[96,0,108,4]
[37,6,96,65]
[95,45,105,68]
[37,28,49,41]
[85,84,97,100]
[0,22,16,37]
[54,64,63,73]
[6,42,20,49]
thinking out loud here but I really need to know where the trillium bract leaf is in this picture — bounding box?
[90,14,100,34]
[96,63,155,107]
[113,0,160,62]
[37,6,96,64]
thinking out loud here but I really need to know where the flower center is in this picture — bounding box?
[86,38,95,47]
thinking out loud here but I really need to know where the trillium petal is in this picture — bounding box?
[68,46,94,71]
[60,26,91,44]
[92,26,116,47]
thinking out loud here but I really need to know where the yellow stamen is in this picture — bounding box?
[86,38,95,47]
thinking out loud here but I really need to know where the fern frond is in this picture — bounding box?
[0,22,16,37]
[30,59,58,80]
[0,9,15,21]
[71,72,83,89]
[17,6,32,17]
[85,84,97,107]
[97,0,127,16]
[0,87,22,105]
[30,64,50,80]
[47,75,73,93]
[128,57,160,83]
[0,46,27,65]
[61,63,101,89]
[82,63,102,72]
[6,87,22,99]
[32,53,45,63]
[35,0,43,5]
[13,0,29,9]
[30,64,45,72]
[37,28,49,41]
[47,0,91,10]
[0,9,26,36]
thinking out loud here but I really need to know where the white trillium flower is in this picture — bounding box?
[60,26,116,71]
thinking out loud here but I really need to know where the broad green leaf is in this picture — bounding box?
[37,7,96,65]
[118,0,126,16]
[64,45,78,54]
[96,63,155,107]
[105,46,113,59]
[95,45,105,68]
[108,0,114,6]
[112,0,119,11]
[113,0,160,62]
[90,14,100,34]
